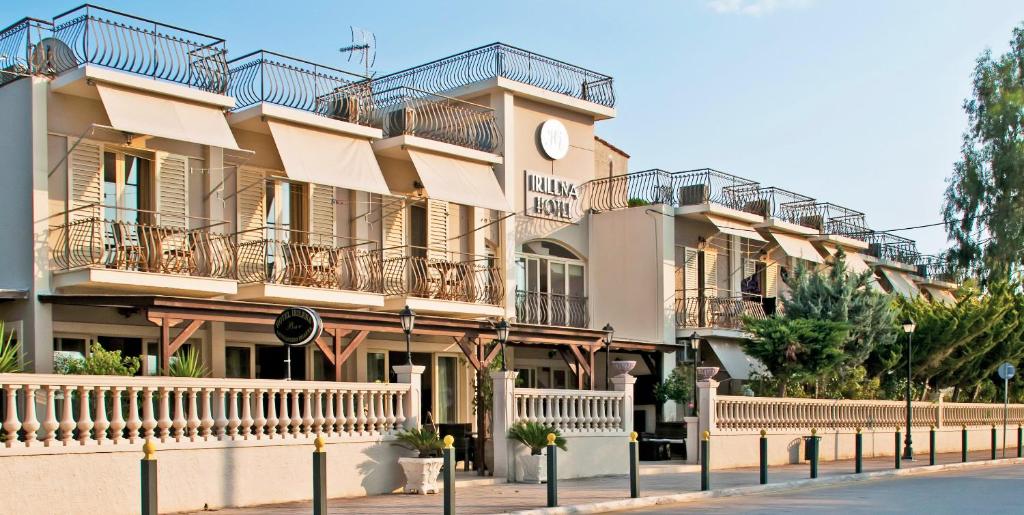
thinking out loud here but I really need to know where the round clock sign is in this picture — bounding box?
[539,119,569,160]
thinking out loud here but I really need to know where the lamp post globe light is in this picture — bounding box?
[603,323,614,389]
[495,319,510,371]
[400,305,416,366]
[902,318,916,460]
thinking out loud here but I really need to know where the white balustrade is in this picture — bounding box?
[0,374,413,451]
[512,388,628,433]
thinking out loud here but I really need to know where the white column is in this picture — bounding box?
[491,370,518,482]
[610,373,636,433]
[697,379,719,435]
[683,415,698,464]
[392,365,425,429]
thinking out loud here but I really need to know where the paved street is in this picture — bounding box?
[181,450,1017,514]
[624,463,1024,514]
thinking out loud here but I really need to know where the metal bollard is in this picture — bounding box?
[546,433,558,508]
[1018,425,1022,458]
[759,429,768,485]
[700,431,710,491]
[141,440,157,515]
[962,425,968,462]
[809,428,820,479]
[895,427,902,470]
[929,426,936,466]
[855,427,863,474]
[313,436,326,515]
[443,435,455,515]
[991,425,997,460]
[629,432,639,498]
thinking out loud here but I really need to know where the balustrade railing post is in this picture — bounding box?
[491,370,519,481]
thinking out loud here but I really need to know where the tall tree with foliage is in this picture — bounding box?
[742,317,850,396]
[782,251,899,377]
[944,23,1024,277]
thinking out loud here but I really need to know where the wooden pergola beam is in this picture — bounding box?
[335,330,369,381]
[152,318,205,375]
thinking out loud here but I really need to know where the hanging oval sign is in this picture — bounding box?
[274,307,323,347]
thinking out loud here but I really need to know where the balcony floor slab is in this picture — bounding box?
[232,283,385,308]
[381,296,505,318]
[52,268,237,297]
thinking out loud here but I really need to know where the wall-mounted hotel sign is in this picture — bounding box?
[525,170,582,223]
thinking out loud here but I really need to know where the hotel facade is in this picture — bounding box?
[0,5,963,513]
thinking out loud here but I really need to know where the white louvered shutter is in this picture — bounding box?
[235,167,266,243]
[426,199,448,261]
[381,195,406,259]
[765,262,779,298]
[156,152,188,228]
[309,183,336,245]
[67,138,103,221]
[701,250,718,299]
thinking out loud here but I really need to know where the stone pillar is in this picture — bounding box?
[491,370,518,481]
[683,416,699,464]
[610,373,637,434]
[393,365,425,429]
[697,379,719,435]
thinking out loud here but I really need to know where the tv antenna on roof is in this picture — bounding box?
[339,26,376,78]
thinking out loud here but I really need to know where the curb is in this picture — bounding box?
[505,457,1024,514]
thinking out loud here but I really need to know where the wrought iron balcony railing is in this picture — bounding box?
[50,4,229,93]
[806,203,869,239]
[234,228,382,293]
[370,86,501,153]
[750,187,818,226]
[381,246,503,305]
[577,168,762,214]
[916,255,959,283]
[674,168,763,211]
[50,205,232,278]
[515,290,589,328]
[366,42,615,108]
[857,231,921,265]
[675,290,767,330]
[0,17,53,86]
[227,50,376,127]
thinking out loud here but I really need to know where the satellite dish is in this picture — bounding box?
[31,37,78,75]
[339,26,376,78]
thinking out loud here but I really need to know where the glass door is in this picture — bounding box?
[436,356,458,423]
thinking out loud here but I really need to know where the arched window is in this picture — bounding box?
[515,241,587,327]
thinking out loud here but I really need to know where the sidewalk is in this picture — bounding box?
[181,450,1019,514]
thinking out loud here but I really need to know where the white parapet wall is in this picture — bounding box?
[0,373,418,514]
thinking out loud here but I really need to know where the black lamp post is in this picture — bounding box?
[495,319,510,371]
[399,305,416,366]
[690,332,700,417]
[603,323,615,389]
[902,318,916,460]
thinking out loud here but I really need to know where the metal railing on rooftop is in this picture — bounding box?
[0,17,53,86]
[753,187,817,225]
[50,4,229,93]
[227,50,376,126]
[857,231,921,265]
[369,86,501,153]
[367,42,615,108]
[916,255,959,283]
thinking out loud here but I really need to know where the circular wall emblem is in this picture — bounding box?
[539,119,569,160]
[274,307,323,347]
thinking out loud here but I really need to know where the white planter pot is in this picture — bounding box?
[521,452,547,484]
[398,457,444,494]
[611,360,636,376]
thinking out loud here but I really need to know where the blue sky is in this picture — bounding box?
[6,0,1024,254]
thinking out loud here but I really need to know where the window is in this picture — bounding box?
[515,368,536,388]
[226,346,252,379]
[103,151,153,223]
[436,356,459,423]
[367,352,387,383]
[516,241,587,327]
[409,203,427,258]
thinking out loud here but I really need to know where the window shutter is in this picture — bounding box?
[701,250,718,298]
[427,199,448,261]
[67,138,102,221]
[235,167,266,243]
[381,195,406,259]
[156,152,188,228]
[765,262,779,298]
[309,183,336,245]
[681,247,699,298]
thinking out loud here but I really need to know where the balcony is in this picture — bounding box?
[578,168,761,214]
[0,17,52,87]
[367,42,615,108]
[675,290,767,331]
[859,231,921,266]
[49,5,228,93]
[917,255,960,284]
[227,50,374,127]
[369,86,501,153]
[515,290,589,328]
[380,246,503,316]
[49,205,235,296]
[233,228,384,307]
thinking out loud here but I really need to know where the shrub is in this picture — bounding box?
[394,427,443,458]
[169,347,207,378]
[0,321,25,373]
[507,421,567,455]
[57,343,140,376]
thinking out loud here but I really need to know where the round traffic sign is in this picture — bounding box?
[274,307,323,347]
[998,362,1015,380]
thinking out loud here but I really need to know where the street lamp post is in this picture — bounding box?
[689,332,700,417]
[495,319,510,371]
[902,318,916,460]
[400,305,416,366]
[603,323,615,389]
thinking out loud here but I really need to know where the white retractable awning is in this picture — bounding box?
[706,338,766,381]
[921,284,957,305]
[703,214,767,242]
[266,120,391,195]
[879,267,921,298]
[408,150,512,212]
[95,83,239,149]
[768,231,824,264]
[822,245,873,275]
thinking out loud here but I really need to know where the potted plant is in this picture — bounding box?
[394,427,444,494]
[507,421,567,483]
